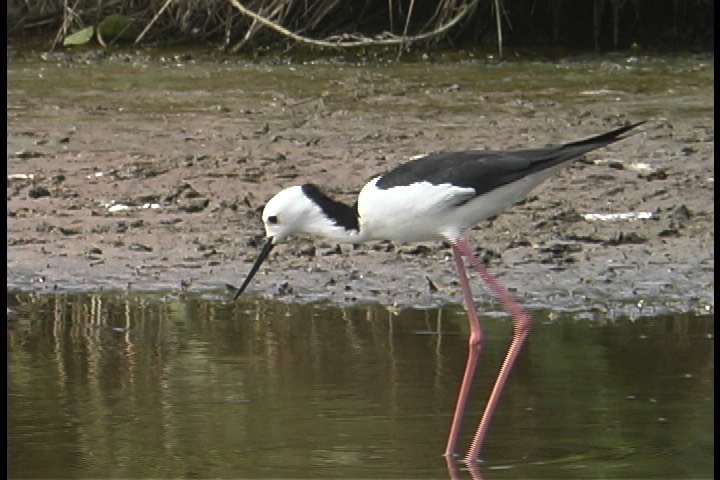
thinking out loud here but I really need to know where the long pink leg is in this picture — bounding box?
[444,244,483,457]
[453,238,532,463]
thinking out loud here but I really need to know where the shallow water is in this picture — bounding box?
[7,50,715,478]
[8,291,713,479]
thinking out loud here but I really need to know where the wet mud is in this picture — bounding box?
[7,51,714,317]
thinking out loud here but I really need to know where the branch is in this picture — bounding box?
[135,0,174,44]
[227,0,480,50]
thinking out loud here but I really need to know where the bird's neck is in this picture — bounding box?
[301,184,366,243]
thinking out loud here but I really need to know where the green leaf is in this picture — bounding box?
[97,14,136,42]
[63,26,95,46]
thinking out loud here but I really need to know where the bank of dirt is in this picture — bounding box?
[7,53,714,318]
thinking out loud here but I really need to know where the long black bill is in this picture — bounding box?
[232,238,275,300]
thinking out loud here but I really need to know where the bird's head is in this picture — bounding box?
[232,184,361,300]
[261,185,316,243]
[232,185,319,300]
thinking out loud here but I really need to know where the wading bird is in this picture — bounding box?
[229,121,643,463]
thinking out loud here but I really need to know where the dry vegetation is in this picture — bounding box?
[9,0,714,55]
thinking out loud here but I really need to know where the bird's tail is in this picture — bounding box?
[564,121,645,150]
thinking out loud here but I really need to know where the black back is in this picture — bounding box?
[375,122,643,196]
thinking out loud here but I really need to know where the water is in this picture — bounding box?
[8,292,713,478]
[7,50,714,478]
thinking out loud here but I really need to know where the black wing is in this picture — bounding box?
[376,122,644,196]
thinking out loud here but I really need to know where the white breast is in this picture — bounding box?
[356,178,476,242]
[357,164,567,243]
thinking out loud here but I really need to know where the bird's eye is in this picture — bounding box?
[267,215,278,224]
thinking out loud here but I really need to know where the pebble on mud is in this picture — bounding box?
[28,186,51,198]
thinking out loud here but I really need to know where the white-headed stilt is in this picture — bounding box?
[230,121,644,463]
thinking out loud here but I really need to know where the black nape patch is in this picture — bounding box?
[301,184,359,232]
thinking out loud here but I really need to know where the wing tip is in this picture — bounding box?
[570,120,646,147]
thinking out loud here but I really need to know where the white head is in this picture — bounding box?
[261,185,318,243]
[233,185,360,300]
[262,184,361,244]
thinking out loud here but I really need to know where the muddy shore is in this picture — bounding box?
[7,51,714,317]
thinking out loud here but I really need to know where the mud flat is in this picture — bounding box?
[7,52,714,317]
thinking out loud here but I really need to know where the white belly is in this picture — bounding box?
[357,169,562,243]
[357,178,476,243]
